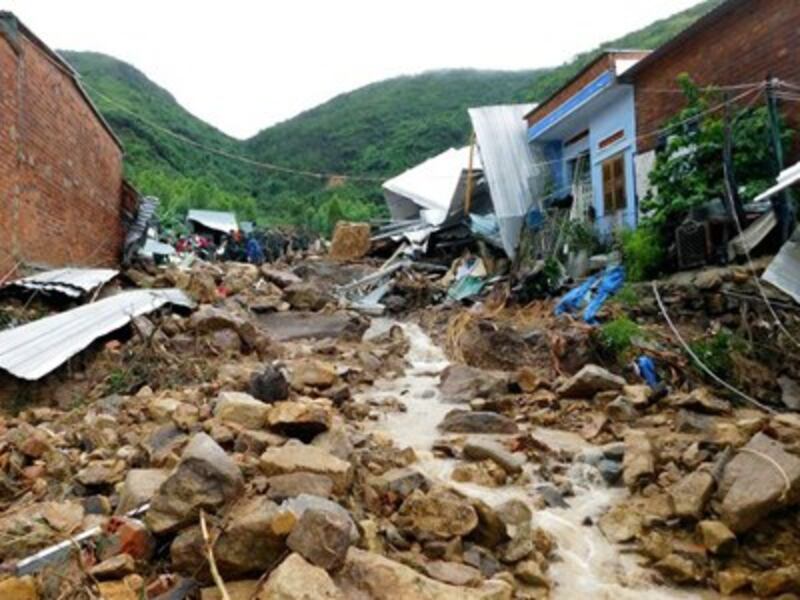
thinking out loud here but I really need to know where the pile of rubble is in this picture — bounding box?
[0,245,797,599]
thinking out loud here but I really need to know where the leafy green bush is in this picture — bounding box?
[598,317,643,358]
[620,226,665,282]
[688,329,745,379]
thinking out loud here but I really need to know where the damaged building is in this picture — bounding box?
[0,12,131,277]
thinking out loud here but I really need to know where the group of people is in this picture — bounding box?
[173,229,266,265]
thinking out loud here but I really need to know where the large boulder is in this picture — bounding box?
[213,391,270,429]
[146,433,244,534]
[336,548,513,599]
[557,364,625,398]
[438,411,518,434]
[260,445,353,494]
[718,433,800,532]
[260,266,302,289]
[395,488,479,540]
[257,553,345,599]
[329,222,371,261]
[439,365,508,404]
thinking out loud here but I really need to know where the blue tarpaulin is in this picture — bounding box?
[554,266,626,324]
[635,356,659,388]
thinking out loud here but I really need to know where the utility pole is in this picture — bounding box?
[765,77,796,243]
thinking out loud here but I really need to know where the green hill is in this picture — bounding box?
[62,0,724,233]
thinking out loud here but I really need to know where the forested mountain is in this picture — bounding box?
[62,0,723,232]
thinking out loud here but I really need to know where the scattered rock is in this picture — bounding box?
[514,560,549,587]
[260,266,302,289]
[556,364,625,398]
[116,469,170,515]
[425,561,483,587]
[654,553,701,584]
[439,365,508,404]
[395,488,479,540]
[622,384,652,407]
[287,508,352,570]
[670,470,715,519]
[201,580,260,600]
[290,359,338,389]
[213,391,270,429]
[373,467,430,499]
[268,401,331,441]
[281,494,358,542]
[258,553,345,599]
[249,365,290,402]
[718,432,800,532]
[463,440,525,475]
[697,520,736,555]
[336,548,513,599]
[716,567,751,596]
[622,430,655,488]
[260,445,353,494]
[598,504,642,543]
[438,410,518,434]
[778,376,800,411]
[284,282,332,311]
[266,472,335,500]
[89,554,136,580]
[751,565,800,597]
[0,576,38,600]
[146,433,245,533]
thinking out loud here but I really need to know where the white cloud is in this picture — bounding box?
[4,0,701,138]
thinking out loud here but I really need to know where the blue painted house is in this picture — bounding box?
[525,51,650,236]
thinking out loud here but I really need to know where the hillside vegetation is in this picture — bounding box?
[63,0,723,233]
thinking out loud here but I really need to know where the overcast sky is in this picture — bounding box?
[5,0,700,139]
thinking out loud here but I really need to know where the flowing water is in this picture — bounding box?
[360,320,709,599]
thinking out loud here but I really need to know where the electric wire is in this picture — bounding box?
[651,281,777,414]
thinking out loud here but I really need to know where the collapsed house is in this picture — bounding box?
[380,104,545,259]
[0,12,133,277]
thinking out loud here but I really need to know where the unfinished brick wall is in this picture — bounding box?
[0,22,124,277]
[632,0,800,153]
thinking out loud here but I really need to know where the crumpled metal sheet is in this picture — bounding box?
[187,209,238,234]
[0,288,194,380]
[468,104,542,257]
[7,268,119,298]
[763,238,800,304]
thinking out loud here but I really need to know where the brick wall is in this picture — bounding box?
[632,0,800,153]
[0,25,124,277]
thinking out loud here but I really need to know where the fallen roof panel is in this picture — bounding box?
[187,209,238,234]
[754,161,800,203]
[0,289,194,380]
[468,104,542,257]
[6,268,119,298]
[763,237,800,305]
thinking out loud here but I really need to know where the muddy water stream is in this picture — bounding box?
[362,321,708,599]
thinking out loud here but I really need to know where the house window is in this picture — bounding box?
[602,154,626,213]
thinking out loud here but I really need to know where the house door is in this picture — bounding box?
[601,153,627,231]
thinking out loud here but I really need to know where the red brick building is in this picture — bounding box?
[0,12,127,278]
[623,0,800,153]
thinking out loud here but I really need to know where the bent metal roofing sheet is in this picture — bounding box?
[7,268,119,298]
[0,288,194,381]
[187,210,238,234]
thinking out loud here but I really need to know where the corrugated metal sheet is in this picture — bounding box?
[754,160,800,203]
[383,147,479,227]
[7,268,119,298]
[139,239,176,257]
[468,104,543,257]
[187,209,238,234]
[763,237,800,304]
[0,289,194,380]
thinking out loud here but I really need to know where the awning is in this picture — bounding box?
[187,209,238,234]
